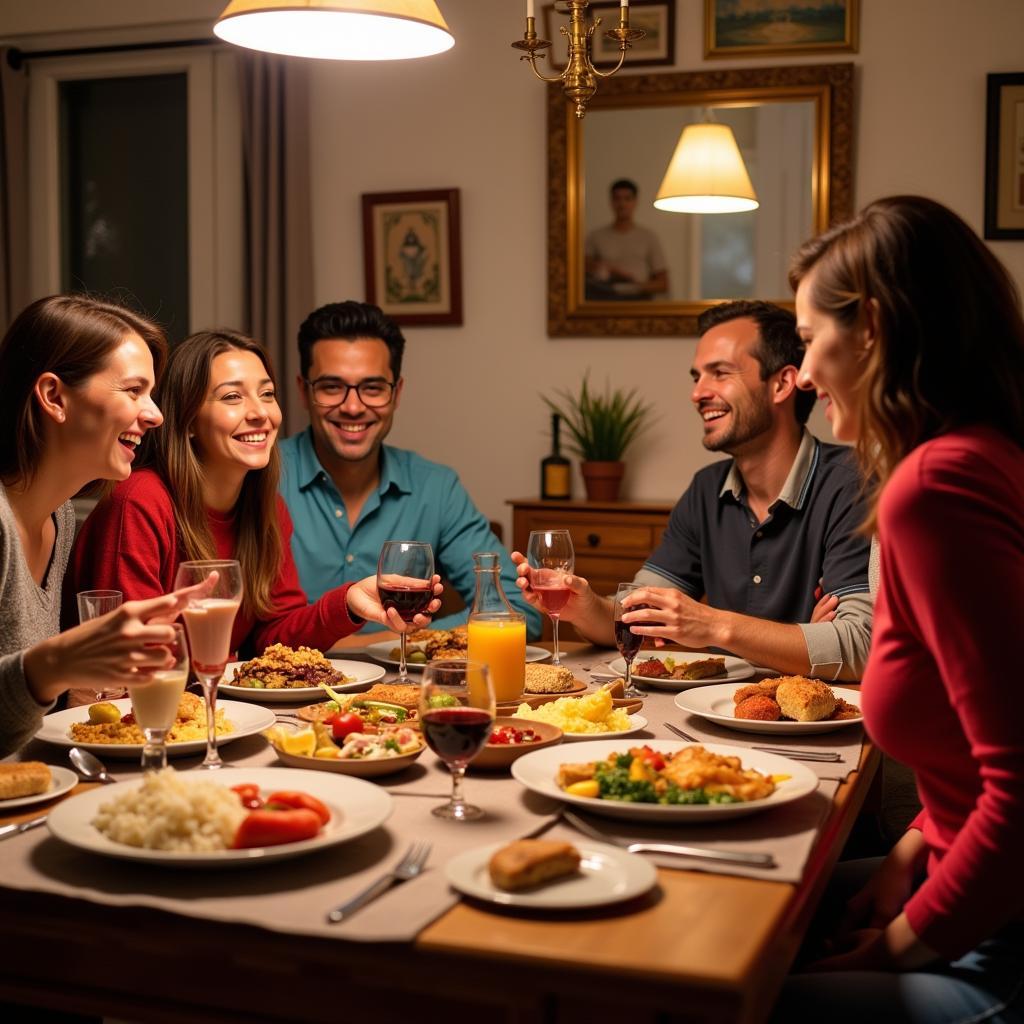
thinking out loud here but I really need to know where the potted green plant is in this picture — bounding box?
[542,374,655,501]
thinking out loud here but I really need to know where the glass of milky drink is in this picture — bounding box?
[174,559,244,770]
[133,623,189,772]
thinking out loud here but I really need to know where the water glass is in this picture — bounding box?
[76,589,126,700]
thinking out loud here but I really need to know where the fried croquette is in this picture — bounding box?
[734,694,783,721]
[733,679,782,705]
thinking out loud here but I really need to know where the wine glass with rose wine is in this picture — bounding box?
[419,659,495,820]
[173,559,243,770]
[132,622,188,772]
[377,541,435,683]
[613,582,653,699]
[526,529,575,666]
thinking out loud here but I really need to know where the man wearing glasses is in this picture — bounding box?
[278,300,539,636]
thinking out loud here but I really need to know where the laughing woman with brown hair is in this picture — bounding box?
[71,329,440,656]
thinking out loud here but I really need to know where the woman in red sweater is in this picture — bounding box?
[772,197,1024,1022]
[71,330,440,657]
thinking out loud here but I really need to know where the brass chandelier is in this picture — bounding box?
[512,0,645,119]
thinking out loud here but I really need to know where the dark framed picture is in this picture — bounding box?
[985,72,1024,240]
[704,0,858,58]
[542,1,675,72]
[361,188,463,326]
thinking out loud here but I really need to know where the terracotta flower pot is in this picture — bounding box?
[581,460,625,501]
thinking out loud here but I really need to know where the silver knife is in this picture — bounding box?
[0,815,47,841]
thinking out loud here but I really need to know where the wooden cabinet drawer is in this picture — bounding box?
[517,513,655,557]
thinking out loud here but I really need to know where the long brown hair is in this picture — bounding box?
[0,294,167,486]
[145,330,283,620]
[789,195,1024,532]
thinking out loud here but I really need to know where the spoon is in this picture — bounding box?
[69,747,116,784]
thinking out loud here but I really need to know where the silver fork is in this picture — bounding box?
[663,722,840,762]
[562,809,775,868]
[326,841,431,923]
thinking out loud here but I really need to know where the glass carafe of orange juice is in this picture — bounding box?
[467,552,526,703]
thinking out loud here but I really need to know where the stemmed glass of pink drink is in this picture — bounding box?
[526,529,575,666]
[173,559,243,770]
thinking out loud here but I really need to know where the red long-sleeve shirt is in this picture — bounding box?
[862,424,1024,958]
[70,468,361,657]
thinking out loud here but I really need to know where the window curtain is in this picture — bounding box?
[237,53,314,434]
[0,48,29,329]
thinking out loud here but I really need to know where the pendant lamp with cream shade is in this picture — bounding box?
[213,1,454,60]
[654,122,759,214]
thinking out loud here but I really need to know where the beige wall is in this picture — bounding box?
[5,0,1024,538]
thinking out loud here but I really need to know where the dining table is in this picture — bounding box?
[0,641,878,1024]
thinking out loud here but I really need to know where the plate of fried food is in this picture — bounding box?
[363,627,550,671]
[219,644,384,703]
[0,762,78,810]
[512,740,818,822]
[673,677,863,735]
[597,652,755,688]
[446,837,656,909]
[35,695,275,759]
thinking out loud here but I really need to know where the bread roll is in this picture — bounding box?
[523,664,578,694]
[0,762,52,800]
[488,839,581,891]
[775,677,836,722]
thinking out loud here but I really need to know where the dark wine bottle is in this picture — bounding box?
[541,413,571,500]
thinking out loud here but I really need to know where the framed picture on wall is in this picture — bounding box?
[704,0,858,58]
[361,188,463,326]
[984,72,1024,240]
[542,1,675,72]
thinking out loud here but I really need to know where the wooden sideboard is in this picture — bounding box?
[509,497,675,640]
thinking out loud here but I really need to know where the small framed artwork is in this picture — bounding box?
[985,73,1024,240]
[361,188,463,326]
[704,0,858,59]
[542,1,675,72]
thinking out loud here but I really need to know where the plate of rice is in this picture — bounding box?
[219,645,385,703]
[35,697,275,759]
[46,766,393,866]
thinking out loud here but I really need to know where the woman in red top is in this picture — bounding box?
[772,197,1024,1022]
[72,330,440,656]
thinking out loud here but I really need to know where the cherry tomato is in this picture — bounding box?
[330,711,364,741]
[232,808,322,849]
[231,783,264,810]
[264,790,330,825]
[640,749,666,771]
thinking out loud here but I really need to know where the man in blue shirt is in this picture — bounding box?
[278,300,539,637]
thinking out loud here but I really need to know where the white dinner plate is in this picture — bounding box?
[445,840,657,909]
[34,699,275,760]
[595,651,755,688]
[511,739,818,822]
[363,639,551,670]
[219,659,385,703]
[673,684,863,735]
[560,714,648,743]
[46,766,392,867]
[0,766,78,810]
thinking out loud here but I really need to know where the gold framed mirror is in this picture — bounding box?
[547,63,854,336]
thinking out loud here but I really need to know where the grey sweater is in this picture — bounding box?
[0,483,74,756]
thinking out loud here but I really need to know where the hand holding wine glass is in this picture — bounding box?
[173,559,243,770]
[377,541,434,683]
[132,623,188,772]
[419,660,495,821]
[526,529,575,666]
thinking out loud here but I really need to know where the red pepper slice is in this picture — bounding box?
[231,783,264,810]
[232,808,322,849]
[264,790,330,825]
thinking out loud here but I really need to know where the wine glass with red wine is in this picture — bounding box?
[613,582,649,698]
[419,659,495,820]
[377,541,435,683]
[526,529,575,666]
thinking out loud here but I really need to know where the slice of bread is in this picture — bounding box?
[523,663,578,694]
[488,839,581,891]
[775,676,837,722]
[0,762,51,800]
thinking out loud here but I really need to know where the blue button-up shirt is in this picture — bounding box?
[278,429,541,638]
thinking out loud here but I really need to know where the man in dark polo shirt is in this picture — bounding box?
[514,300,872,680]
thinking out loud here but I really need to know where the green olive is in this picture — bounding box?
[389,647,403,660]
[408,650,428,664]
[88,701,121,724]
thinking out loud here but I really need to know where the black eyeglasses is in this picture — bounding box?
[304,377,396,409]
